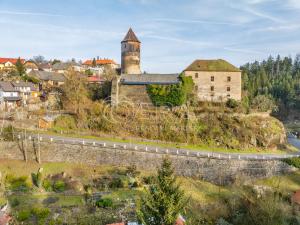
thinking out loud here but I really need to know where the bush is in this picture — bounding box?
[31,207,50,222]
[226,98,239,109]
[95,198,113,208]
[31,171,42,188]
[42,179,53,192]
[251,95,277,112]
[1,125,14,141]
[283,157,300,168]
[10,198,20,207]
[53,180,66,192]
[6,175,31,192]
[17,209,31,221]
[108,177,124,189]
[147,74,194,107]
[54,115,77,131]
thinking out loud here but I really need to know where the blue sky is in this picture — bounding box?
[0,0,299,73]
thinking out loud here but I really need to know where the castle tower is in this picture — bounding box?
[121,28,141,74]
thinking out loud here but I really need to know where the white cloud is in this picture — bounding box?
[0,10,64,17]
[153,18,241,26]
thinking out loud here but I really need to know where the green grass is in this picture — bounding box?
[27,129,291,155]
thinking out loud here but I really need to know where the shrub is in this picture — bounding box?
[1,125,14,141]
[251,95,277,112]
[6,175,30,192]
[53,180,66,192]
[31,171,42,188]
[42,179,53,192]
[31,207,50,222]
[54,115,77,131]
[283,157,300,168]
[95,198,113,208]
[17,209,31,221]
[10,198,20,207]
[108,177,124,189]
[226,98,239,109]
[147,74,194,107]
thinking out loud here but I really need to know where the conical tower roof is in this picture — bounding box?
[122,28,140,43]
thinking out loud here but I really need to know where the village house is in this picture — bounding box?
[38,62,53,72]
[112,28,179,105]
[28,70,66,89]
[0,58,25,71]
[0,81,21,110]
[184,59,242,102]
[24,60,39,73]
[52,61,83,74]
[83,58,119,76]
[11,81,39,104]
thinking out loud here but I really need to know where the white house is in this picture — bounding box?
[11,81,38,104]
[0,81,21,110]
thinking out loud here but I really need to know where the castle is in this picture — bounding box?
[111,28,241,105]
[112,28,179,105]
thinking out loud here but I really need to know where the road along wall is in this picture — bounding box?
[0,138,296,185]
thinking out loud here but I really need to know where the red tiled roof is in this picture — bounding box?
[0,58,25,64]
[83,59,116,66]
[292,190,300,205]
[87,76,104,82]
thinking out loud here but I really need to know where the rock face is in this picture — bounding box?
[0,140,295,185]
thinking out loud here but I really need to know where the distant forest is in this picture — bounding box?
[241,54,300,115]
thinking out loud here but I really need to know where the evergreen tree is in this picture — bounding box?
[15,57,25,76]
[92,58,97,67]
[137,158,186,225]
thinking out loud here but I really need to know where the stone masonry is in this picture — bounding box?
[0,140,295,185]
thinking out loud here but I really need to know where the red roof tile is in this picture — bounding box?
[83,59,116,66]
[87,76,104,82]
[0,58,25,64]
[292,190,300,205]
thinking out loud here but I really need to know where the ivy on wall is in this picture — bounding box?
[147,74,194,107]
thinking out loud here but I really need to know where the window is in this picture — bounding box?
[195,73,199,78]
[211,93,214,97]
[227,87,231,92]
[227,76,231,82]
[211,76,214,82]
[211,86,214,91]
[195,85,198,91]
[227,94,231,98]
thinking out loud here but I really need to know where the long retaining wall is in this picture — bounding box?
[0,137,296,185]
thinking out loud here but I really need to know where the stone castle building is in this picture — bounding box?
[112,28,179,105]
[111,28,242,105]
[184,60,242,102]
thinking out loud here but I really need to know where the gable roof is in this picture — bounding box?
[184,59,241,72]
[122,28,140,43]
[29,71,66,82]
[52,62,79,71]
[0,81,18,92]
[0,58,25,65]
[120,73,179,85]
[83,59,116,66]
[11,81,36,89]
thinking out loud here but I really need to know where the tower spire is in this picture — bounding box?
[122,28,140,43]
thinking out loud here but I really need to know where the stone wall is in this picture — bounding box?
[0,140,295,185]
[185,71,242,102]
[118,84,152,105]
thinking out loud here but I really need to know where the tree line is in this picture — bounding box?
[241,54,300,114]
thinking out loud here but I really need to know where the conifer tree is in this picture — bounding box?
[137,158,186,225]
[15,57,25,76]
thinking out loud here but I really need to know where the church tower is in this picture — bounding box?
[121,28,141,74]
